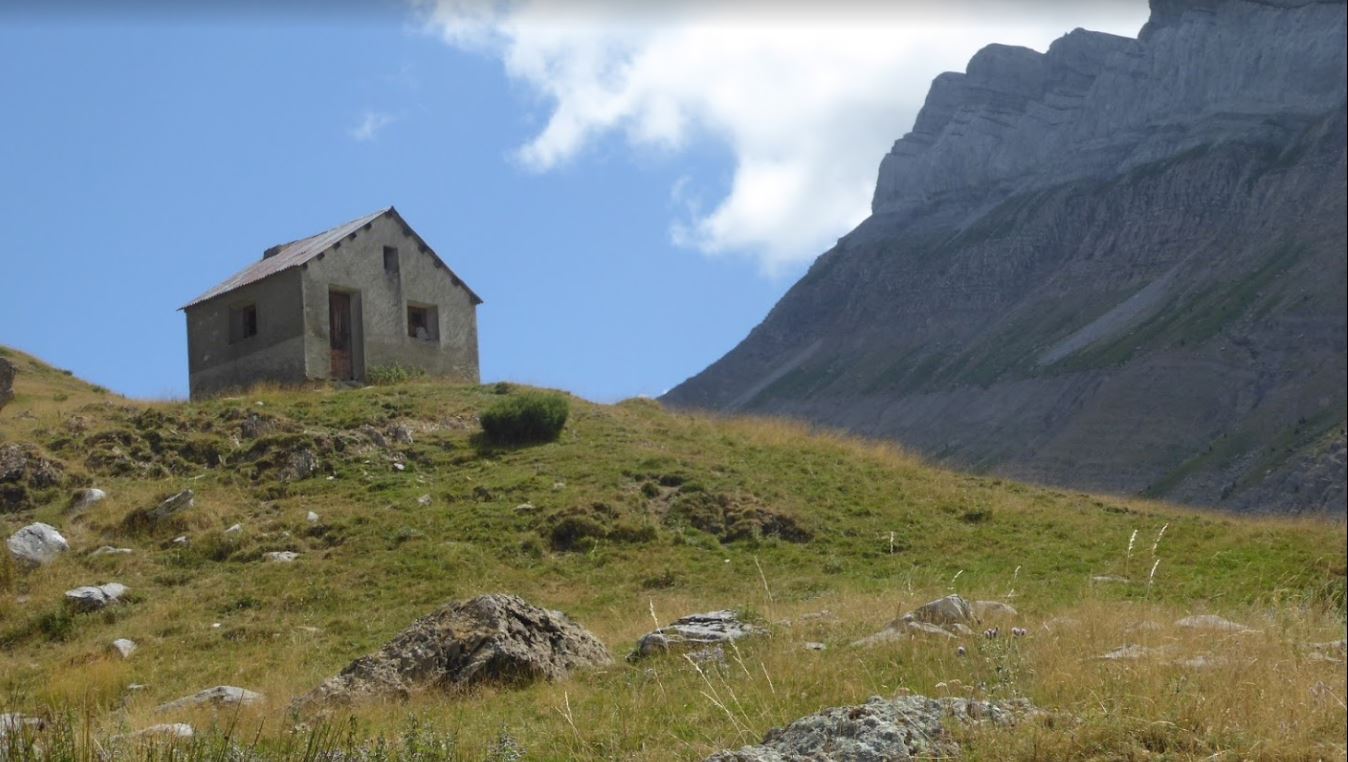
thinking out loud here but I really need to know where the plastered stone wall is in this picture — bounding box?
[185,269,306,398]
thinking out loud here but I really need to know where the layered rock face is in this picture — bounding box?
[664,0,1347,514]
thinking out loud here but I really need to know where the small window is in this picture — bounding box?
[383,246,399,276]
[407,304,439,342]
[229,304,258,344]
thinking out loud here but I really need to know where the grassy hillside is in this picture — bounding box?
[1,345,1344,760]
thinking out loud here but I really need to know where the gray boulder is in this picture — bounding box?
[7,522,69,568]
[705,694,1039,761]
[129,723,194,739]
[148,490,195,521]
[294,593,611,710]
[64,582,128,612]
[263,551,298,563]
[854,595,978,645]
[631,610,760,660]
[157,686,263,714]
[110,638,138,659]
[972,600,1018,620]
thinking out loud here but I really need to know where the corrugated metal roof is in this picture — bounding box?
[181,208,391,309]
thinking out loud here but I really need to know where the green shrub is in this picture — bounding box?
[479,392,569,445]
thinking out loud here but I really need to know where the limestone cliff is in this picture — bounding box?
[663,0,1348,515]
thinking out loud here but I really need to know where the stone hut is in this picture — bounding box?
[181,207,481,399]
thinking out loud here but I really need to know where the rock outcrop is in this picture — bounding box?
[294,593,611,709]
[64,582,128,612]
[664,0,1347,515]
[704,694,1039,761]
[156,686,263,714]
[630,610,760,660]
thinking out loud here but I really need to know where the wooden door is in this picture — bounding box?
[328,290,353,380]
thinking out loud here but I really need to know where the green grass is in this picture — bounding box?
[0,346,1344,760]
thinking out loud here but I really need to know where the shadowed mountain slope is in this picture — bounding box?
[664,0,1347,515]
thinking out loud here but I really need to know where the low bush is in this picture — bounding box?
[479,392,569,445]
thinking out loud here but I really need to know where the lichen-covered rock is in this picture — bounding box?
[294,593,610,710]
[110,638,138,659]
[630,610,760,660]
[972,600,1018,620]
[704,694,1039,761]
[6,522,69,568]
[157,686,262,713]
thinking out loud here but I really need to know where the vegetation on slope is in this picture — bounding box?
[0,345,1344,760]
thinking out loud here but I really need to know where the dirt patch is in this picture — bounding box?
[664,489,811,543]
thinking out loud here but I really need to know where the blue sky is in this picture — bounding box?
[0,2,1146,401]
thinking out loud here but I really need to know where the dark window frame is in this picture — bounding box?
[383,246,400,276]
[228,303,259,344]
[406,303,439,343]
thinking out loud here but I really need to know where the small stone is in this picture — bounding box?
[149,490,195,521]
[1175,614,1255,633]
[514,502,537,514]
[134,723,193,739]
[111,638,138,659]
[1095,644,1158,661]
[417,494,432,506]
[67,487,107,514]
[1091,575,1129,584]
[90,545,133,557]
[7,522,70,568]
[306,511,319,523]
[172,535,189,546]
[631,610,760,660]
[803,642,827,652]
[1,712,44,735]
[972,600,1018,620]
[263,551,298,563]
[224,523,242,535]
[393,462,406,472]
[156,686,263,714]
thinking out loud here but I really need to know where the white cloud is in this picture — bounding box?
[419,1,1149,274]
[350,110,398,142]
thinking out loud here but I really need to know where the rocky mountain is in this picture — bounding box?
[664,0,1348,515]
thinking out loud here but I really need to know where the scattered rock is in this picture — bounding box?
[90,545,134,557]
[803,642,827,652]
[110,638,138,659]
[687,646,727,666]
[1175,614,1255,633]
[263,551,298,563]
[417,494,432,507]
[306,511,319,523]
[157,686,263,714]
[224,523,242,535]
[972,600,1018,620]
[6,522,69,568]
[1091,575,1129,584]
[631,610,760,660]
[131,723,194,739]
[172,535,189,546]
[1,712,44,733]
[64,582,129,612]
[67,487,107,515]
[1307,639,1346,662]
[358,425,389,448]
[1094,644,1164,661]
[514,502,537,515]
[281,449,319,482]
[1,442,67,511]
[1175,655,1224,670]
[293,593,611,709]
[391,425,415,444]
[148,490,195,521]
[392,462,406,472]
[704,694,1039,761]
[854,595,978,645]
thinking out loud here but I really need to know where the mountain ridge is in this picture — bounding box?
[663,0,1348,515]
